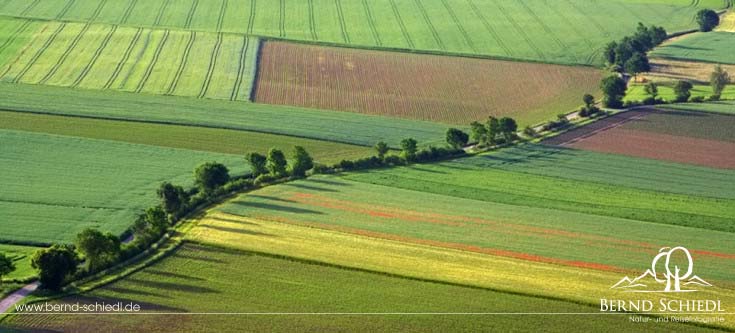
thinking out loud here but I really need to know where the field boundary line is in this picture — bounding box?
[413,0,445,50]
[466,0,511,57]
[361,0,381,46]
[230,36,250,101]
[87,0,108,22]
[55,0,76,20]
[72,25,117,87]
[247,0,255,34]
[104,27,142,89]
[246,38,263,102]
[307,0,317,40]
[184,0,199,29]
[334,0,350,44]
[517,0,574,63]
[388,0,414,48]
[11,23,66,83]
[216,0,227,32]
[198,32,223,98]
[38,23,92,85]
[18,0,41,17]
[119,0,138,24]
[279,0,285,38]
[0,20,32,55]
[493,1,546,61]
[440,0,475,52]
[153,0,171,26]
[135,29,169,93]
[165,31,196,95]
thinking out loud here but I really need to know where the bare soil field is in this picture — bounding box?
[254,42,602,126]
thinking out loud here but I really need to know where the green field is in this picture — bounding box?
[0,0,726,66]
[0,129,246,245]
[0,17,42,67]
[0,111,375,164]
[663,99,735,114]
[0,83,448,147]
[0,19,259,101]
[650,31,735,65]
[625,83,735,102]
[1,242,716,332]
[0,244,40,281]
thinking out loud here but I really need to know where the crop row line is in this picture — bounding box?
[135,29,170,93]
[12,23,66,83]
[216,0,227,32]
[334,0,350,44]
[55,0,76,20]
[119,0,138,25]
[38,23,92,85]
[0,20,32,55]
[153,0,172,26]
[72,25,117,88]
[413,0,445,50]
[362,0,382,46]
[517,0,574,63]
[230,36,250,101]
[118,30,152,88]
[563,0,609,37]
[166,31,196,95]
[541,0,594,51]
[198,32,223,98]
[184,0,199,29]
[307,0,317,40]
[247,0,256,34]
[104,27,142,89]
[19,0,41,16]
[388,0,414,48]
[494,1,545,60]
[440,0,475,53]
[88,0,109,22]
[0,24,49,79]
[466,0,511,57]
[279,0,285,38]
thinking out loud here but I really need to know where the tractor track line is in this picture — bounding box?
[12,23,66,83]
[198,32,222,98]
[55,0,76,20]
[0,20,32,55]
[135,29,169,93]
[494,1,545,60]
[230,36,250,101]
[466,0,511,57]
[413,0,445,50]
[247,0,256,34]
[166,30,196,95]
[307,0,317,40]
[153,0,172,26]
[440,0,475,52]
[279,0,285,38]
[518,0,575,63]
[216,0,227,32]
[103,27,142,89]
[388,0,413,48]
[19,0,41,17]
[184,0,199,29]
[87,0,109,22]
[119,0,138,24]
[72,25,117,87]
[334,0,350,43]
[38,23,92,85]
[362,0,381,46]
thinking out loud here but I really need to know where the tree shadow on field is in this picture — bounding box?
[210,215,261,226]
[247,194,297,203]
[125,278,218,295]
[665,45,711,51]
[60,295,187,313]
[199,224,276,237]
[308,178,352,186]
[105,286,173,299]
[173,253,227,264]
[145,269,207,282]
[407,166,447,174]
[283,183,338,193]
[230,201,324,215]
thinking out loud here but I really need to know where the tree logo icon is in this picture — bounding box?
[611,246,712,292]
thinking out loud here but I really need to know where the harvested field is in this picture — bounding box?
[545,108,735,169]
[643,58,735,83]
[718,11,735,32]
[254,42,602,126]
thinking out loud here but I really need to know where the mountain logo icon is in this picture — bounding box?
[611,246,712,293]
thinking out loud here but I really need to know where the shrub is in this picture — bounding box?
[194,162,230,193]
[223,178,254,193]
[31,245,79,291]
[383,155,405,166]
[311,163,336,175]
[254,174,279,186]
[690,96,705,103]
[696,9,720,32]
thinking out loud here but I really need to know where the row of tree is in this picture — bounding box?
[603,23,666,76]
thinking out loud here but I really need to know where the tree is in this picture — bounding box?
[674,80,694,102]
[487,116,501,145]
[0,253,15,286]
[157,182,188,216]
[696,9,720,32]
[624,52,650,77]
[649,26,668,45]
[469,121,487,144]
[76,228,121,272]
[583,94,595,108]
[194,162,230,192]
[644,82,658,98]
[710,65,730,98]
[137,206,169,236]
[600,75,627,108]
[498,117,518,142]
[445,128,469,149]
[374,141,389,159]
[245,153,268,177]
[290,146,314,177]
[400,138,418,162]
[31,245,79,291]
[603,41,618,65]
[266,148,288,177]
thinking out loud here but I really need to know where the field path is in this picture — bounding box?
[0,281,39,314]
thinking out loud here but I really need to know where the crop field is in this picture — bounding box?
[0,111,374,164]
[650,31,735,65]
[0,129,246,245]
[719,10,735,32]
[0,0,725,66]
[0,18,41,68]
[0,19,259,101]
[3,243,708,332]
[664,99,735,114]
[644,58,735,83]
[0,83,447,147]
[254,41,602,125]
[625,82,735,102]
[0,244,39,281]
[545,108,735,169]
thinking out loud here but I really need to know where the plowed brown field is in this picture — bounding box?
[254,42,602,126]
[545,108,735,169]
